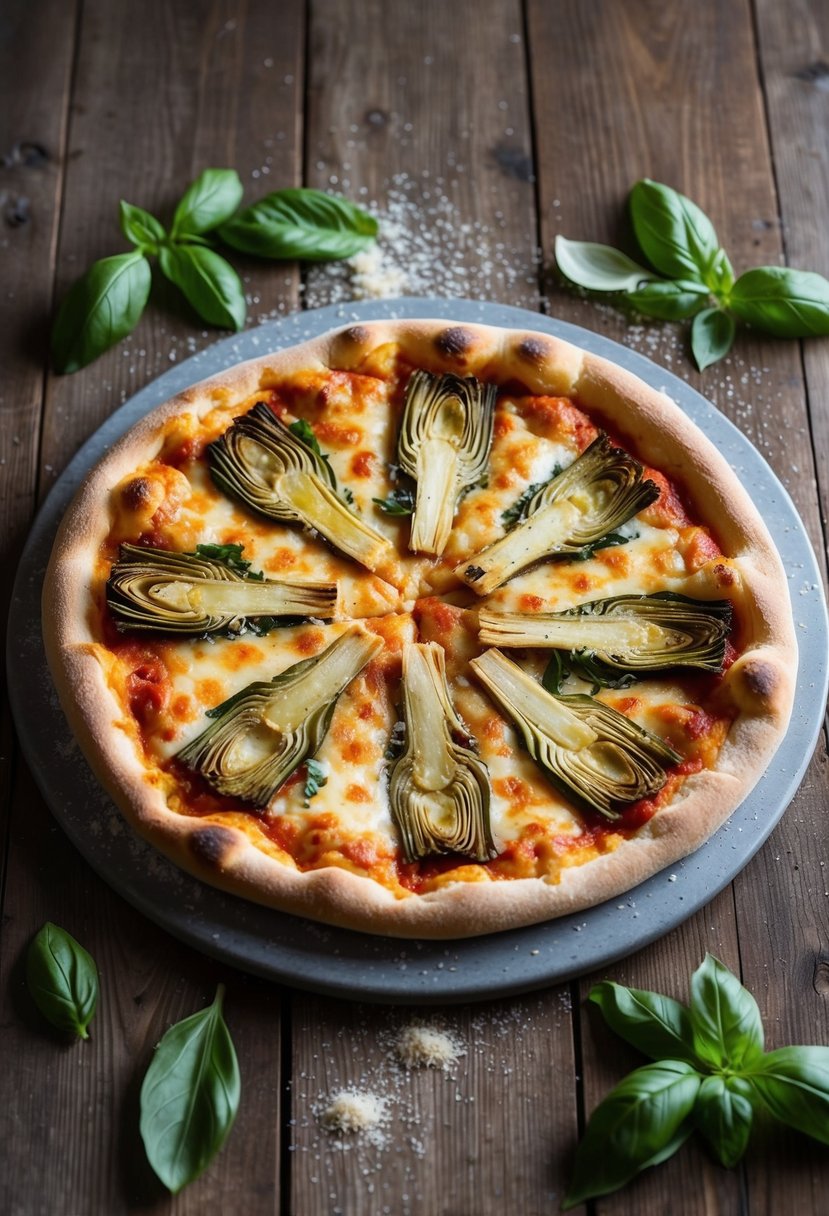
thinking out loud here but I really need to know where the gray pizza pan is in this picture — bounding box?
[8,298,828,1004]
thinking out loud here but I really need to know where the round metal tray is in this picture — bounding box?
[9,298,827,1004]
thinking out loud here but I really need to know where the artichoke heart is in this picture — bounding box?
[107,543,337,634]
[389,642,496,863]
[478,592,733,674]
[470,648,681,820]
[458,434,659,595]
[398,370,496,556]
[208,403,395,574]
[177,625,382,805]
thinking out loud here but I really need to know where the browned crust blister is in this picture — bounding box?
[42,320,797,939]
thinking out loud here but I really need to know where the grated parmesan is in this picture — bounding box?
[394,1023,464,1070]
[320,1088,388,1135]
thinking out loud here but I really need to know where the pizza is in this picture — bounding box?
[43,319,797,938]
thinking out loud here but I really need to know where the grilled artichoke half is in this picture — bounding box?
[389,642,496,863]
[458,434,659,595]
[478,592,733,674]
[470,648,681,820]
[398,370,496,556]
[177,625,382,805]
[107,543,337,634]
[208,403,395,574]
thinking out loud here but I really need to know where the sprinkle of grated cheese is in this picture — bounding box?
[394,1024,464,1070]
[320,1089,387,1135]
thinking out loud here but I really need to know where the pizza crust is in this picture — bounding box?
[43,319,797,938]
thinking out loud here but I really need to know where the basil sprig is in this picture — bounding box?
[564,954,829,1207]
[26,921,99,1040]
[140,984,240,1194]
[556,177,829,371]
[51,171,377,373]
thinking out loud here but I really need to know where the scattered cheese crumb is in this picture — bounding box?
[348,243,408,299]
[394,1023,464,1070]
[320,1089,387,1135]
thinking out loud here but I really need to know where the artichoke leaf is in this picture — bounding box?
[208,403,395,574]
[398,371,496,556]
[389,642,496,862]
[478,592,732,674]
[470,648,681,820]
[458,434,659,595]
[107,542,337,633]
[177,625,382,805]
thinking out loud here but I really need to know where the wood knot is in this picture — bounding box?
[491,142,534,183]
[813,952,829,997]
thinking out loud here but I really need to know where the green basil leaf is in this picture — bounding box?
[589,981,699,1065]
[119,200,166,251]
[159,244,245,331]
[373,486,414,516]
[689,954,764,1069]
[303,758,328,806]
[749,1046,829,1145]
[629,179,720,283]
[563,1060,701,1209]
[693,1075,753,1167]
[171,168,244,237]
[707,247,735,297]
[51,252,151,374]
[140,984,240,1193]
[555,236,657,292]
[729,266,829,338]
[626,279,710,321]
[541,650,569,695]
[691,307,735,371]
[218,188,378,261]
[26,922,99,1039]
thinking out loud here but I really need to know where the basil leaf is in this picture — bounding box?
[555,236,657,292]
[303,758,328,805]
[749,1046,829,1145]
[119,200,166,251]
[51,252,151,374]
[707,247,735,297]
[629,179,720,283]
[693,1075,753,1167]
[689,954,764,1069]
[563,1060,701,1209]
[501,480,547,529]
[159,244,246,331]
[194,542,264,580]
[219,188,378,261]
[140,984,240,1193]
[729,266,829,338]
[589,981,699,1065]
[626,279,710,321]
[171,168,244,238]
[541,651,568,695]
[373,486,414,516]
[691,307,735,371]
[26,922,98,1039]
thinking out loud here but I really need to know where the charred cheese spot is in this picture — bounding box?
[264,548,298,573]
[346,783,371,803]
[351,450,375,478]
[295,627,326,655]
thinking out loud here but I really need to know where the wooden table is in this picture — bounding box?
[2,1,828,1212]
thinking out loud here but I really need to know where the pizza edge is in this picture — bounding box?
[42,318,797,939]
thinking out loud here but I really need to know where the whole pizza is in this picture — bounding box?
[43,319,796,938]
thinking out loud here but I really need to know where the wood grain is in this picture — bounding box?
[1,1,305,1212]
[526,0,826,1210]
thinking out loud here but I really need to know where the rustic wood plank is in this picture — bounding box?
[302,0,539,312]
[733,3,829,1211]
[526,0,826,1209]
[290,994,574,1216]
[291,3,576,1213]
[1,2,305,1212]
[0,0,78,899]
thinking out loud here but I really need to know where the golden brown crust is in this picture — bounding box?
[43,319,797,938]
